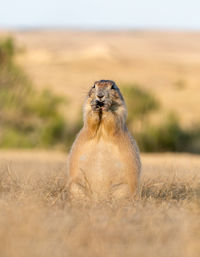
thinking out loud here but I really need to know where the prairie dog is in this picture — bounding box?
[67,80,141,201]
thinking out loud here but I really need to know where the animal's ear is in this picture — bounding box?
[111,84,115,90]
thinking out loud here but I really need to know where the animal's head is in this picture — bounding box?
[87,80,125,112]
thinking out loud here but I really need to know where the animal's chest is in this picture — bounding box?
[77,140,124,183]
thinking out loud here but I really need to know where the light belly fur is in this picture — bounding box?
[76,139,126,195]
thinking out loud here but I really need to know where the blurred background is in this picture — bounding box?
[1,0,200,153]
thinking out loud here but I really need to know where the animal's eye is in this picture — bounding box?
[111,84,115,90]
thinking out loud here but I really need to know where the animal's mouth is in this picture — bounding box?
[91,99,111,112]
[96,100,104,108]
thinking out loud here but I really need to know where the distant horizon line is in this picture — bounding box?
[0,25,200,32]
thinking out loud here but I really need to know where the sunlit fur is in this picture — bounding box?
[67,80,141,201]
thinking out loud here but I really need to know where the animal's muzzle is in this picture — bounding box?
[97,93,105,101]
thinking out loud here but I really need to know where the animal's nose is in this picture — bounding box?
[97,94,104,101]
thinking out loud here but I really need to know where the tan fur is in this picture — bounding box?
[67,80,141,201]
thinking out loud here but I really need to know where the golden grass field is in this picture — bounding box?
[1,30,200,126]
[0,151,199,257]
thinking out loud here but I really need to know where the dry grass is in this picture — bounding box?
[0,151,199,257]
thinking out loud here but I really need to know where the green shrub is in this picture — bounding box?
[0,128,34,148]
[121,84,200,153]
[0,37,15,66]
[136,114,191,152]
[121,85,160,125]
[0,37,69,149]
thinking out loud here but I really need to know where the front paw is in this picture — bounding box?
[102,105,110,112]
[102,100,112,111]
[90,100,100,112]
